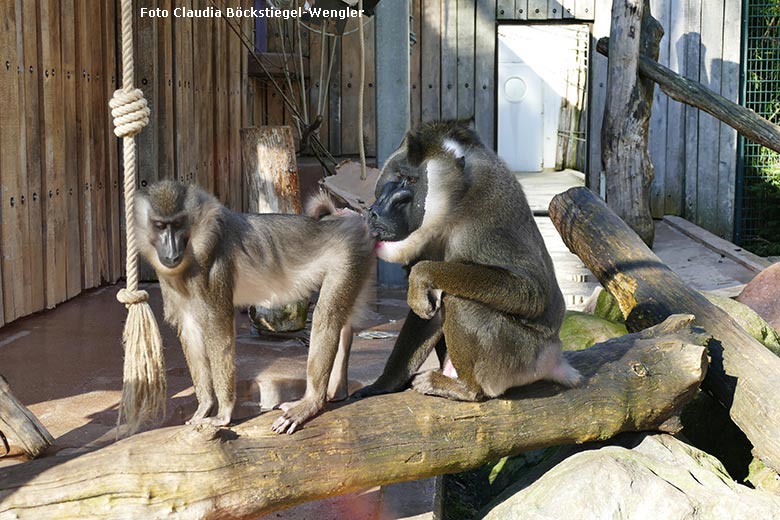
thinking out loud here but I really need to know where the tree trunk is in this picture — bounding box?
[0,315,706,519]
[596,37,780,155]
[240,125,308,332]
[549,186,780,475]
[0,376,54,458]
[601,0,663,247]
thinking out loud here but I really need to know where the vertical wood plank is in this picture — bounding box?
[663,0,686,215]
[695,0,722,231]
[717,0,740,239]
[586,0,612,192]
[194,2,214,191]
[104,0,121,282]
[574,0,596,20]
[341,19,361,154]
[648,0,669,218]
[516,0,529,19]
[39,0,68,306]
[157,0,175,185]
[363,18,377,157]
[497,0,515,19]
[93,0,109,284]
[308,25,325,142]
[548,0,564,18]
[76,0,96,289]
[474,0,496,148]
[682,0,701,221]
[328,35,341,155]
[441,0,458,119]
[61,0,82,297]
[215,10,230,202]
[456,0,475,120]
[137,0,159,192]
[229,14,243,210]
[20,0,45,313]
[528,0,547,19]
[0,0,27,320]
[563,0,575,18]
[421,0,442,122]
[410,0,422,128]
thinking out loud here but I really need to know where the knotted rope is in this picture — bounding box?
[110,0,165,434]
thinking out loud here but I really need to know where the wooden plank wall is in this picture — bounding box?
[589,0,743,240]
[0,0,254,327]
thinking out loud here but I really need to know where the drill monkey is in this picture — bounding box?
[356,120,582,402]
[136,181,374,433]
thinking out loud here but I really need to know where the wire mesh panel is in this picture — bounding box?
[738,1,780,254]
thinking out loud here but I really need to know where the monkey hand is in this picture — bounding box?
[407,276,442,320]
[271,398,321,434]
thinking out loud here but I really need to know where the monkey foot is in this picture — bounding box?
[411,370,481,401]
[186,415,231,427]
[351,380,400,399]
[271,399,321,434]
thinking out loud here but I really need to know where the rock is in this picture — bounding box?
[736,262,780,333]
[560,310,627,351]
[581,287,625,323]
[704,293,780,356]
[482,434,780,520]
[747,458,780,495]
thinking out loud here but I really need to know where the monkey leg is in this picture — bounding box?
[352,310,444,398]
[177,313,220,425]
[272,275,361,434]
[203,326,236,427]
[326,325,354,402]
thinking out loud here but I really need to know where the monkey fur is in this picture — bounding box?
[136,181,374,433]
[356,120,582,402]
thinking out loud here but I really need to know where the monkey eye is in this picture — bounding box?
[401,175,417,186]
[152,221,167,231]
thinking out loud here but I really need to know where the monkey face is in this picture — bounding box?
[149,215,190,270]
[368,154,427,244]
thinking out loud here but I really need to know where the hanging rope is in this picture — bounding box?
[358,0,367,180]
[109,0,166,435]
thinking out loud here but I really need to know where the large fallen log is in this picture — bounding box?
[0,315,706,518]
[596,37,780,155]
[0,376,54,459]
[549,186,780,474]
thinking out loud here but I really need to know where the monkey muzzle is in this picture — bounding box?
[368,181,414,242]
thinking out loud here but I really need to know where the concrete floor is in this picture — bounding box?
[0,170,767,518]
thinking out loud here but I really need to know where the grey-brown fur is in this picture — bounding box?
[137,181,374,433]
[357,120,581,402]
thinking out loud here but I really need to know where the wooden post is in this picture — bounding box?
[549,186,780,475]
[0,376,54,459]
[601,0,663,246]
[240,126,308,332]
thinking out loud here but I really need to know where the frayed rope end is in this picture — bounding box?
[117,289,167,436]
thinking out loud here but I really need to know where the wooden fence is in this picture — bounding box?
[0,0,253,327]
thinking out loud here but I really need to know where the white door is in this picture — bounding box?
[497,25,589,172]
[497,62,544,172]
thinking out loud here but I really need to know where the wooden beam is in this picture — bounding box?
[596,37,780,155]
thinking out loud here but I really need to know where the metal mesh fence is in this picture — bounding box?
[737,1,780,254]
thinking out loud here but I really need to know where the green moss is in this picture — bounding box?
[560,311,628,351]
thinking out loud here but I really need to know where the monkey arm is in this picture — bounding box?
[408,260,547,319]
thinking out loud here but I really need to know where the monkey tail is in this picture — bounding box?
[305,191,339,220]
[548,358,584,388]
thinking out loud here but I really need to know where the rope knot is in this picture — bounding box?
[117,288,149,306]
[109,88,150,138]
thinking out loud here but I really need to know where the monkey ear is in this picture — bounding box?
[405,131,425,167]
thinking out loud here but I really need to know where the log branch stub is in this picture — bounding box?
[0,316,706,518]
[549,186,780,475]
[0,376,54,459]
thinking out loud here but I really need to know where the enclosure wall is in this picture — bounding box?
[0,0,254,327]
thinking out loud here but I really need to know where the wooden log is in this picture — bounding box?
[0,315,706,518]
[549,186,780,475]
[595,37,780,155]
[601,0,663,247]
[0,376,54,459]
